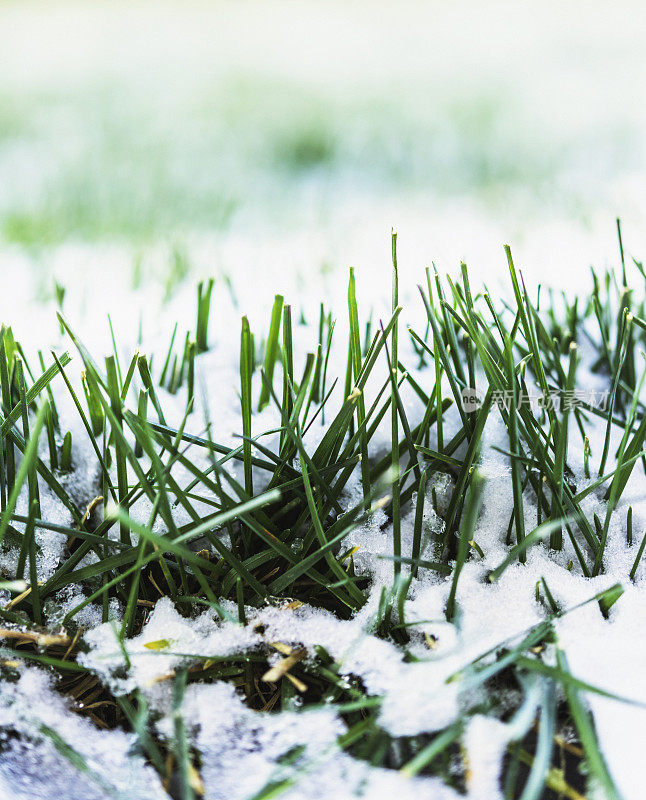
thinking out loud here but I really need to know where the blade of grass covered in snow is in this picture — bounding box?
[457,583,625,696]
[505,337,526,560]
[381,322,421,488]
[105,355,130,546]
[280,304,294,458]
[39,724,128,800]
[379,553,451,576]
[348,268,371,500]
[443,390,492,544]
[488,518,573,583]
[410,469,428,579]
[555,648,622,800]
[0,400,46,545]
[172,668,195,800]
[446,469,485,621]
[293,429,366,608]
[240,316,254,547]
[598,310,632,476]
[258,293,284,412]
[549,342,578,550]
[196,277,214,353]
[514,654,643,707]
[515,679,556,800]
[418,284,470,434]
[593,353,646,575]
[505,246,554,426]
[503,678,543,793]
[0,351,71,437]
[399,723,463,778]
[390,232,401,576]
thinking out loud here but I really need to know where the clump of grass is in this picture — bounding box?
[0,226,644,799]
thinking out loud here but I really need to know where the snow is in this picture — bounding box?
[81,596,260,695]
[463,716,509,800]
[557,589,646,800]
[0,666,166,800]
[158,680,458,800]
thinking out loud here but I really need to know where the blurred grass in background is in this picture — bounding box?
[1,0,645,250]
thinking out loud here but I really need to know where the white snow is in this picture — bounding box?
[0,666,167,800]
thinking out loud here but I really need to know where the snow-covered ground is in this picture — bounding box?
[1,2,646,799]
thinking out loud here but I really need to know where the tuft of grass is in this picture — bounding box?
[0,231,643,800]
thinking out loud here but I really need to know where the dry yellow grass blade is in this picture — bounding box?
[285,673,308,693]
[262,647,307,684]
[0,627,70,647]
[270,641,293,655]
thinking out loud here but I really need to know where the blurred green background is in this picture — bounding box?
[1,0,646,324]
